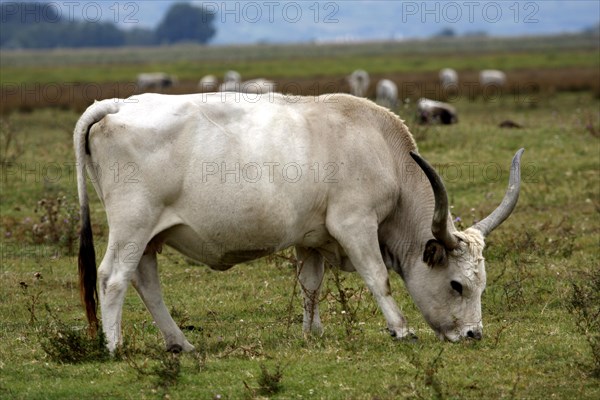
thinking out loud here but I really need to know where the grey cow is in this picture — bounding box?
[74,93,522,352]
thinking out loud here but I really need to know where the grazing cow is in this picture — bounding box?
[74,93,523,352]
[347,69,370,97]
[479,69,507,87]
[218,81,239,92]
[439,68,458,91]
[241,78,276,94]
[218,70,241,92]
[417,98,458,125]
[220,78,277,94]
[224,70,241,84]
[376,79,398,110]
[198,75,219,92]
[136,73,177,91]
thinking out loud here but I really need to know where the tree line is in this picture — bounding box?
[0,2,216,49]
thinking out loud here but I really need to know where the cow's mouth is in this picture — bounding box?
[435,329,461,342]
[432,324,461,342]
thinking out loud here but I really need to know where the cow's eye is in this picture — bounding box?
[450,280,463,295]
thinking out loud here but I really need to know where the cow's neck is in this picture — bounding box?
[371,105,438,280]
[380,187,435,280]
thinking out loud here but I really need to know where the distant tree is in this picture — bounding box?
[6,23,67,49]
[434,27,456,38]
[464,30,489,38]
[0,2,62,25]
[155,3,216,44]
[0,2,124,48]
[0,2,63,48]
[70,22,125,48]
[582,22,600,36]
[0,1,218,49]
[125,28,157,46]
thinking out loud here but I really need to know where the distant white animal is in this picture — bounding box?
[218,81,239,92]
[220,77,276,94]
[136,73,177,91]
[439,68,458,90]
[376,79,398,109]
[198,75,219,92]
[417,98,458,125]
[224,70,241,84]
[479,69,507,87]
[74,92,523,353]
[219,70,242,92]
[347,69,370,97]
[240,78,277,94]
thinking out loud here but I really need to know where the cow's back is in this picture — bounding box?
[88,93,406,262]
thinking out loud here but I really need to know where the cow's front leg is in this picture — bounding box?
[295,246,325,336]
[132,252,195,353]
[326,213,415,340]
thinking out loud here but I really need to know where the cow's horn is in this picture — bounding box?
[410,151,459,250]
[473,149,524,237]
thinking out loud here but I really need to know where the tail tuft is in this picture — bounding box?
[73,99,120,336]
[79,203,98,336]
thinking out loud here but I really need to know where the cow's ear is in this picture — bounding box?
[423,239,448,267]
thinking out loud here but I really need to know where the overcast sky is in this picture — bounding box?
[6,0,600,44]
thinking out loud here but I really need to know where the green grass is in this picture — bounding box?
[1,34,598,84]
[1,84,599,397]
[2,48,598,85]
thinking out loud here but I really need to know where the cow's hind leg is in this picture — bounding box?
[132,252,195,353]
[295,246,324,336]
[326,211,413,339]
[97,198,164,353]
[98,234,147,353]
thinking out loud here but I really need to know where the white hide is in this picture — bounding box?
[136,72,176,91]
[417,98,458,125]
[347,69,370,97]
[479,69,507,87]
[376,79,398,109]
[219,78,277,94]
[198,75,219,92]
[439,68,459,90]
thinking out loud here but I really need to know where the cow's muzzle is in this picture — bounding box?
[466,329,483,340]
[435,325,483,342]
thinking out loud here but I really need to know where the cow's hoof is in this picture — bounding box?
[302,325,324,338]
[167,344,182,353]
[400,332,419,343]
[389,328,418,342]
[182,341,196,352]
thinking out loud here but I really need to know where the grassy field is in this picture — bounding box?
[1,33,599,83]
[2,46,598,86]
[1,35,598,115]
[0,39,599,399]
[1,34,598,117]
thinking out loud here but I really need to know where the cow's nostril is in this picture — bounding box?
[466,330,482,340]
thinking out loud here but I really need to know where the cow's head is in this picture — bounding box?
[405,149,523,342]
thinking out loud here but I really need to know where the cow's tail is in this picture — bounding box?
[74,99,121,336]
